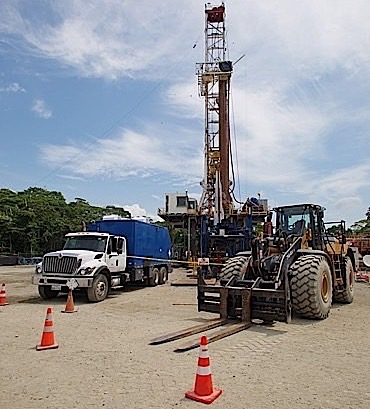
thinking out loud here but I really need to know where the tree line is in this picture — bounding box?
[1,187,369,258]
[0,187,130,257]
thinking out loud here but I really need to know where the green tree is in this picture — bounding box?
[0,187,131,256]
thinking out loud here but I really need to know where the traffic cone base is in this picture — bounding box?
[36,342,59,351]
[0,283,9,306]
[185,387,222,404]
[36,307,59,351]
[61,290,78,313]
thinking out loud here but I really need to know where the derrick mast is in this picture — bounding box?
[197,3,233,223]
[158,3,268,268]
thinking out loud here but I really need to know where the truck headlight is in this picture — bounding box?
[79,267,94,275]
[35,264,42,274]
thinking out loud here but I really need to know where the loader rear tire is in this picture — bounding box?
[218,256,249,282]
[289,255,332,319]
[333,256,354,304]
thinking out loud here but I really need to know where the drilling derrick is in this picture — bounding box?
[158,3,268,271]
[197,3,233,224]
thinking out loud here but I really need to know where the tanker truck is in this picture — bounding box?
[32,216,173,302]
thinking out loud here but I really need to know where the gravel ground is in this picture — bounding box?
[1,265,370,409]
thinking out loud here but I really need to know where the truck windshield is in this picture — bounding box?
[63,236,107,252]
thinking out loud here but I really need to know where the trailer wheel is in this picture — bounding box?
[333,256,354,304]
[38,285,59,299]
[87,273,109,302]
[159,267,168,285]
[148,267,160,286]
[218,256,249,282]
[289,255,332,319]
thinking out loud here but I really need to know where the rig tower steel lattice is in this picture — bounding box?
[197,3,233,224]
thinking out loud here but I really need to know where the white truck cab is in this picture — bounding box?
[32,232,127,302]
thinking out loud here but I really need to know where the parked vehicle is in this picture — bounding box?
[199,203,356,323]
[32,216,173,302]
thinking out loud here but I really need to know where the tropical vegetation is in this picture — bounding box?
[0,187,130,257]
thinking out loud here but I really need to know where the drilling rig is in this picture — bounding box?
[152,3,356,351]
[159,3,268,272]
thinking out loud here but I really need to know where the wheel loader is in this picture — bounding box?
[198,203,356,323]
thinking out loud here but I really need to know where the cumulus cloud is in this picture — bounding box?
[0,0,202,80]
[32,99,52,119]
[40,124,202,184]
[0,82,26,93]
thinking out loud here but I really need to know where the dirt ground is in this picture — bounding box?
[1,266,370,409]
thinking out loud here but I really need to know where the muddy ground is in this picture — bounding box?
[1,265,370,409]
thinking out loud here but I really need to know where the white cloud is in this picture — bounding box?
[122,204,146,218]
[0,82,26,93]
[56,174,86,182]
[32,99,52,119]
[40,124,203,184]
[122,203,162,222]
[0,0,203,80]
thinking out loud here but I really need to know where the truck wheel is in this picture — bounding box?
[87,274,109,302]
[218,256,249,282]
[333,256,354,304]
[148,267,160,286]
[159,267,168,285]
[289,255,332,319]
[38,285,59,299]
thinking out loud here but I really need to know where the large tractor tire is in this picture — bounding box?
[289,255,332,319]
[218,256,249,282]
[333,256,354,304]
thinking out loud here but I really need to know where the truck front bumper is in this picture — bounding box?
[32,275,93,288]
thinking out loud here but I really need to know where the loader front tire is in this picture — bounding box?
[289,255,332,319]
[218,256,249,282]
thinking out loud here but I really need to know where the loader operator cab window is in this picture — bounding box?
[278,207,310,237]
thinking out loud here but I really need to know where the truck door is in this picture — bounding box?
[107,236,126,273]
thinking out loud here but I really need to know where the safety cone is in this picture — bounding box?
[0,283,9,306]
[36,307,59,351]
[185,335,222,404]
[61,289,78,313]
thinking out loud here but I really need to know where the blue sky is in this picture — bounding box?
[0,0,369,227]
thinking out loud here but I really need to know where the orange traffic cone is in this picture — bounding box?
[61,289,78,313]
[0,283,9,306]
[185,335,222,404]
[36,307,59,351]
